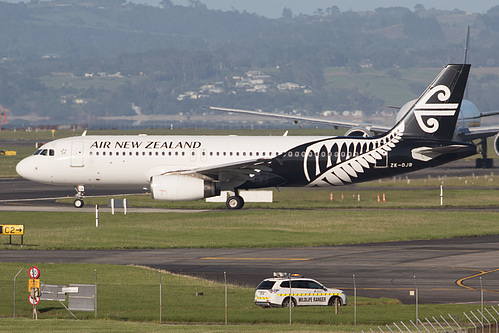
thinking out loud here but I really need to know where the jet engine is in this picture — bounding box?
[344,127,372,137]
[150,174,218,201]
[494,133,499,157]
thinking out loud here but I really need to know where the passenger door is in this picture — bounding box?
[71,141,84,167]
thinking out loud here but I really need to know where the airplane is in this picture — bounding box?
[208,81,499,169]
[16,64,477,209]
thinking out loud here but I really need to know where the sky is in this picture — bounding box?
[159,0,498,18]
[5,0,497,17]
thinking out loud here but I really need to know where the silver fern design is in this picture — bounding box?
[304,122,405,186]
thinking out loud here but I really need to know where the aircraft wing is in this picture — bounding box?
[166,158,275,181]
[207,106,391,134]
[480,110,499,118]
[457,125,499,141]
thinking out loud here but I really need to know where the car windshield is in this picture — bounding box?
[256,280,276,290]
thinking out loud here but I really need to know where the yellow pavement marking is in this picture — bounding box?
[201,257,310,261]
[456,268,499,293]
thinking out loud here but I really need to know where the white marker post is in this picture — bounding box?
[95,205,99,227]
[440,185,443,206]
[111,198,115,215]
[123,199,127,215]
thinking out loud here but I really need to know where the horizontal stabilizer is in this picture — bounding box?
[412,145,472,161]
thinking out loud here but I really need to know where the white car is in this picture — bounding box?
[254,273,347,308]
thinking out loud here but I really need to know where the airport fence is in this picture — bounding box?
[361,306,499,333]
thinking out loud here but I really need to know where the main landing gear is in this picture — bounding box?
[74,185,85,208]
[476,138,494,168]
[226,194,244,210]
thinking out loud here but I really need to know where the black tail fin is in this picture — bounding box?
[399,64,470,140]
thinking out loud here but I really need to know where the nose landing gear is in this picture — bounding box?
[74,185,85,208]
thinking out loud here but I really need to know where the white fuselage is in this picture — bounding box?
[16,135,331,186]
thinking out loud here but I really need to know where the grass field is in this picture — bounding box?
[1,205,498,250]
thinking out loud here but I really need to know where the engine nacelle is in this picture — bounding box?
[150,175,218,201]
[494,133,499,157]
[344,127,372,138]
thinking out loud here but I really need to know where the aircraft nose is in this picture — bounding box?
[16,157,35,180]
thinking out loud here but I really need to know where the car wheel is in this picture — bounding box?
[328,296,342,306]
[282,297,296,308]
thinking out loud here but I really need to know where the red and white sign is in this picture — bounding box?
[28,294,40,305]
[28,266,40,279]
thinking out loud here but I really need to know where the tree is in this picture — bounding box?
[281,7,292,19]
[414,4,425,12]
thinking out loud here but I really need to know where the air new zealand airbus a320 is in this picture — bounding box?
[16,64,477,209]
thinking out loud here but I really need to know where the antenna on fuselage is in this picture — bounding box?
[464,25,470,64]
[464,26,470,100]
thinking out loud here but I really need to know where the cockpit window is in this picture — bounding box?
[33,149,55,156]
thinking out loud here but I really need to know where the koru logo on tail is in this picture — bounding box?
[413,85,459,133]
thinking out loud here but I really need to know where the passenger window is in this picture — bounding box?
[307,281,323,289]
[280,281,302,288]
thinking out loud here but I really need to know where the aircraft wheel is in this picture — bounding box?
[226,195,244,209]
[73,199,84,208]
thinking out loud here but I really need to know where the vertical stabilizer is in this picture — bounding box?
[399,64,470,141]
